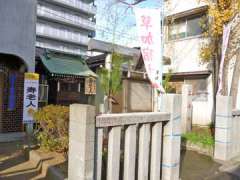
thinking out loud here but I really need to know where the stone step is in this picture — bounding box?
[0,132,26,143]
[0,160,42,179]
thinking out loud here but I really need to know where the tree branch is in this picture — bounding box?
[117,0,147,6]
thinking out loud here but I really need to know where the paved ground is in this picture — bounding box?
[0,141,43,180]
[1,141,240,180]
[180,150,240,180]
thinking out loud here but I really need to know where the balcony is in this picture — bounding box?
[39,0,97,15]
[36,40,87,56]
[37,6,95,31]
[36,24,89,46]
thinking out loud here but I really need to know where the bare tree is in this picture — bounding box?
[118,0,147,6]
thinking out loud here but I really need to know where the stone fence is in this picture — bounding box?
[214,96,240,161]
[68,94,182,180]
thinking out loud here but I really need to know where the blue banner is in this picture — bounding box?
[8,74,16,110]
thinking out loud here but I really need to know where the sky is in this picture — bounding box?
[95,0,162,47]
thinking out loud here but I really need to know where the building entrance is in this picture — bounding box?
[0,55,26,133]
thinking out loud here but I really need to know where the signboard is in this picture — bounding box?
[128,81,152,112]
[85,77,96,95]
[134,8,165,92]
[23,73,39,124]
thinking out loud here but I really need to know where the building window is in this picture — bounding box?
[61,82,79,92]
[168,14,206,41]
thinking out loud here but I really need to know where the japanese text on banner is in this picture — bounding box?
[134,8,164,92]
[23,73,39,124]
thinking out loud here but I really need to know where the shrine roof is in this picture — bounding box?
[40,52,96,77]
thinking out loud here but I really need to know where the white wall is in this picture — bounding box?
[163,0,209,73]
[164,37,208,73]
[192,101,212,126]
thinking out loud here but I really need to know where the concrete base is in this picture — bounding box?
[0,132,26,142]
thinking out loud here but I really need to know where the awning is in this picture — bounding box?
[166,5,208,22]
[164,70,211,81]
[40,53,97,77]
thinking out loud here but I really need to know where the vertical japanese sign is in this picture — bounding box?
[218,22,231,94]
[85,77,97,95]
[23,73,39,124]
[134,8,164,92]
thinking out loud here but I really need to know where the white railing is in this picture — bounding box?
[95,113,169,180]
[68,94,182,180]
[37,5,95,31]
[42,0,97,15]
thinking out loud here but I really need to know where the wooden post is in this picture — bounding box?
[95,128,103,180]
[181,84,192,133]
[150,122,162,180]
[138,124,151,180]
[107,127,121,180]
[124,125,137,180]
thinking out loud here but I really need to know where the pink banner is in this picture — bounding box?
[134,8,164,92]
[218,23,231,94]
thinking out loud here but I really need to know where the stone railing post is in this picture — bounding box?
[68,104,96,180]
[160,94,182,180]
[181,84,192,133]
[214,96,233,161]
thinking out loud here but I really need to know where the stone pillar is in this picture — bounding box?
[160,94,182,180]
[181,84,192,133]
[68,104,96,180]
[214,96,233,161]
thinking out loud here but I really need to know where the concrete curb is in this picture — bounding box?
[181,142,214,157]
[218,163,240,178]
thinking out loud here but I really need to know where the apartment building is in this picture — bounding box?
[35,0,97,106]
[36,0,96,56]
[163,0,213,125]
[0,0,97,133]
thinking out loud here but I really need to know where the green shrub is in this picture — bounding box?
[182,130,214,148]
[34,105,69,153]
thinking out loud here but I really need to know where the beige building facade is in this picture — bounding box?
[163,0,213,126]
